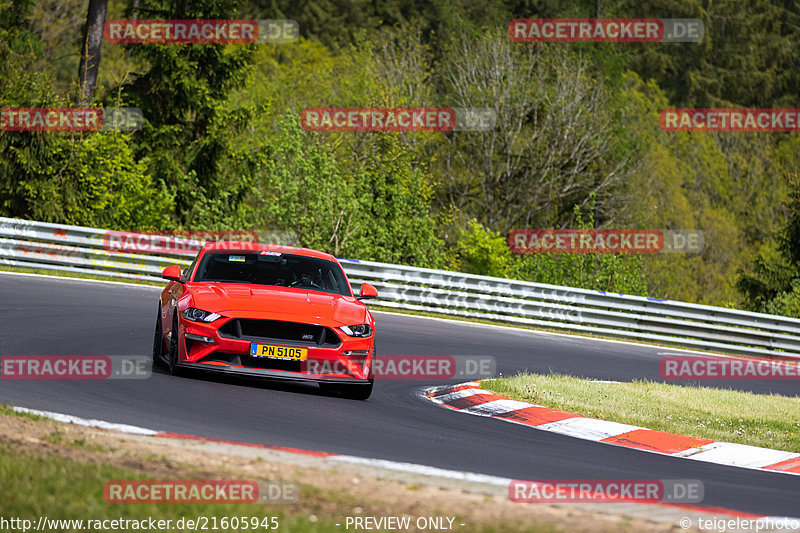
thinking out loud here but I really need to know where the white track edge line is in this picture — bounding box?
[12,406,160,435]
[10,401,800,524]
[3,404,518,489]
[0,270,162,289]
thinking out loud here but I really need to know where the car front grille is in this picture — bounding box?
[218,319,342,348]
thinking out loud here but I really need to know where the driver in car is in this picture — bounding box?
[293,266,320,287]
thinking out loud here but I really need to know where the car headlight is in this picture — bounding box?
[182,308,222,323]
[339,324,372,337]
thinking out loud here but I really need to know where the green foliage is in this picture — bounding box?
[449,219,516,278]
[249,112,357,253]
[0,129,173,229]
[348,132,446,267]
[780,155,800,267]
[116,0,257,229]
[614,72,790,305]
[4,0,800,315]
[620,0,800,108]
[448,196,647,296]
[59,134,173,229]
[0,1,172,230]
[250,113,445,267]
[513,197,648,296]
[763,280,800,318]
[738,161,800,316]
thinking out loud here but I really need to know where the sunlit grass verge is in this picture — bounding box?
[0,442,338,533]
[0,405,48,422]
[0,440,558,533]
[481,373,800,453]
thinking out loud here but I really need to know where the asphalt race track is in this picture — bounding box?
[1,272,799,517]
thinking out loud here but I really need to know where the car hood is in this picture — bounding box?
[186,283,367,326]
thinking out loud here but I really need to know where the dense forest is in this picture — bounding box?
[1,0,799,315]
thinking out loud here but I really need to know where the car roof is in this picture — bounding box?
[200,241,338,262]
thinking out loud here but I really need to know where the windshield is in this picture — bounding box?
[192,251,352,296]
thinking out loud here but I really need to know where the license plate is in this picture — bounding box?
[250,343,307,360]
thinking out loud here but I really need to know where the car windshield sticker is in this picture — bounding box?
[229,255,246,262]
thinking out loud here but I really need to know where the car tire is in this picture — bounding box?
[321,379,373,400]
[167,312,182,376]
[152,304,167,368]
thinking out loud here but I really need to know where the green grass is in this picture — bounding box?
[43,429,65,445]
[0,441,347,533]
[0,440,559,533]
[40,430,115,453]
[0,405,48,422]
[482,373,800,452]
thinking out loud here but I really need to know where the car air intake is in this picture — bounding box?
[199,352,302,372]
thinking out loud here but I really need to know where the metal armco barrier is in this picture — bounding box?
[2,217,799,359]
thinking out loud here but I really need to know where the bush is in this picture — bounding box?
[448,196,648,296]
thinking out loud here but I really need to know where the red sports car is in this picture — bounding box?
[152,242,378,399]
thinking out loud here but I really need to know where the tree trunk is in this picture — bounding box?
[77,0,108,102]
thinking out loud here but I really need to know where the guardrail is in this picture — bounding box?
[2,216,799,359]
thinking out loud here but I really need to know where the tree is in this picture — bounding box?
[431,30,634,233]
[77,0,107,102]
[248,112,445,266]
[119,0,257,229]
[622,0,800,108]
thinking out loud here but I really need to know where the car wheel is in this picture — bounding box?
[321,379,373,400]
[167,312,182,375]
[152,305,167,368]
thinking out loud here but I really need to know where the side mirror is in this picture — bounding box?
[162,265,185,283]
[357,282,378,300]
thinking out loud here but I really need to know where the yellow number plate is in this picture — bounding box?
[249,343,308,360]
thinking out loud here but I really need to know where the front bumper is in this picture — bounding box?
[179,316,374,381]
[174,361,371,384]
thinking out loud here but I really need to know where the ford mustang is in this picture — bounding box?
[152,242,378,399]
